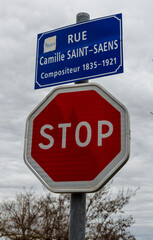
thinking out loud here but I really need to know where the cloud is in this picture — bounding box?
[0,1,153,239]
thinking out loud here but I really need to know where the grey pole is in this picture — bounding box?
[69,193,86,240]
[76,12,90,23]
[75,12,90,84]
[69,12,90,240]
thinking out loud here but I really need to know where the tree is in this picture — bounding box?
[37,193,70,240]
[0,190,41,239]
[86,186,137,240]
[0,184,137,240]
[0,190,70,240]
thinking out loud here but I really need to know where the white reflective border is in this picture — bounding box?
[24,83,130,193]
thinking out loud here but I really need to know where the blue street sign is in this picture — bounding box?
[35,13,123,89]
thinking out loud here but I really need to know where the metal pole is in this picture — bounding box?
[69,12,90,240]
[75,12,90,84]
[69,193,86,240]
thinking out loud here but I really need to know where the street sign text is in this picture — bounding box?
[35,14,123,89]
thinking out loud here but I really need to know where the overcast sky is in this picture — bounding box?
[0,0,153,239]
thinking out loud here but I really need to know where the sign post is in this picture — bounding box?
[69,12,89,240]
[24,12,129,240]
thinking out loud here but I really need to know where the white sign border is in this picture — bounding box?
[24,83,130,193]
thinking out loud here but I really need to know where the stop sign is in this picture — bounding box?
[24,83,130,193]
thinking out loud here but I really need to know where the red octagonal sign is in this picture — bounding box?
[24,83,130,193]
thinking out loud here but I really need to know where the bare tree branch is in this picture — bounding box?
[0,185,137,240]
